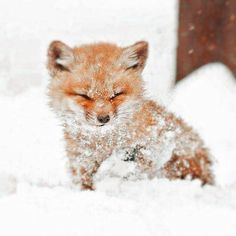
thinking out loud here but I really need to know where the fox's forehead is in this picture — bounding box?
[74,43,123,68]
[71,43,125,83]
[70,72,124,98]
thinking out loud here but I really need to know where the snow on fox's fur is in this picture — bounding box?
[47,40,214,190]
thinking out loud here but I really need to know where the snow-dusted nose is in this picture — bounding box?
[97,115,110,124]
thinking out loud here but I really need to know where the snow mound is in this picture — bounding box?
[0,88,69,186]
[0,180,236,236]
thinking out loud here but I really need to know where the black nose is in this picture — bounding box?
[97,115,110,124]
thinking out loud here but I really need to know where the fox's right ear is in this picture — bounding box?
[47,41,74,76]
[121,41,148,73]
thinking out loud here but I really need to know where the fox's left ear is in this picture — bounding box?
[121,41,148,72]
[47,40,75,76]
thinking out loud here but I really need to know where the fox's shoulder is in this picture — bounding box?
[134,99,186,128]
[137,100,199,139]
[131,99,165,126]
[138,99,165,116]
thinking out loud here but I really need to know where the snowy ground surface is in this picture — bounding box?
[1,1,236,235]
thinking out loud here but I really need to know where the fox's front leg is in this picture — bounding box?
[68,153,102,190]
[79,160,101,190]
[65,132,113,190]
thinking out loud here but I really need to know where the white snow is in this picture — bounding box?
[0,0,236,235]
[0,173,16,197]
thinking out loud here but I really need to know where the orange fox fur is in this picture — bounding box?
[47,40,214,190]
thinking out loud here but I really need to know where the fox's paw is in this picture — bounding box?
[162,149,214,185]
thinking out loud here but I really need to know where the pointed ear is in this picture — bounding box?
[47,40,74,76]
[121,41,148,72]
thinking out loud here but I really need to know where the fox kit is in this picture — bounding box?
[47,40,214,190]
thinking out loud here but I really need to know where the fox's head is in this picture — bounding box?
[47,40,148,127]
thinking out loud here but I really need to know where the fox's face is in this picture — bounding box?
[47,41,148,127]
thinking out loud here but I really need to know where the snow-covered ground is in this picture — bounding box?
[0,0,236,235]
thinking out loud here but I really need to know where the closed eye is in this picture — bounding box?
[77,94,92,100]
[110,92,124,100]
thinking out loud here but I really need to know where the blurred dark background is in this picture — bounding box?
[177,0,236,81]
